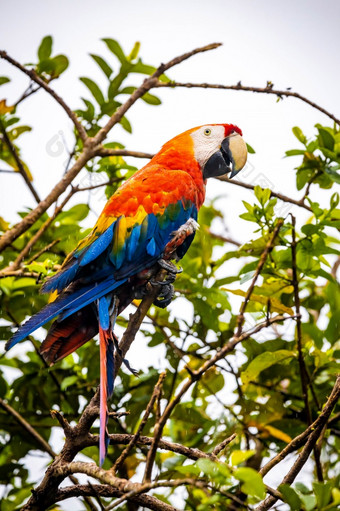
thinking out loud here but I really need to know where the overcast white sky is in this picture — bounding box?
[1,1,339,507]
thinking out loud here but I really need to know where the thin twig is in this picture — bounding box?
[142,373,168,482]
[256,377,340,510]
[0,50,87,141]
[236,219,284,336]
[0,397,55,456]
[212,433,237,455]
[26,238,61,264]
[0,119,41,203]
[218,176,313,212]
[0,188,74,274]
[155,80,340,125]
[111,371,166,473]
[291,214,323,481]
[260,375,340,477]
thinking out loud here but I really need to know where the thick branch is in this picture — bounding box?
[56,485,179,511]
[0,145,96,253]
[155,80,340,125]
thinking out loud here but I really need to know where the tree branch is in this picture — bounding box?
[236,219,284,336]
[155,80,340,125]
[56,484,179,511]
[256,377,340,510]
[260,375,340,477]
[0,50,87,142]
[111,371,166,473]
[217,176,312,212]
[0,119,41,203]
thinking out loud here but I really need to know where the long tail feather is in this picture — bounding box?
[99,326,114,466]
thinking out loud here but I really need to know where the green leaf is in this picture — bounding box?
[0,76,10,86]
[51,55,69,76]
[128,42,140,62]
[292,126,307,144]
[224,288,294,315]
[325,167,340,184]
[90,54,113,78]
[38,36,52,61]
[102,38,126,63]
[234,467,265,499]
[61,375,78,390]
[317,125,335,150]
[280,484,302,511]
[246,142,256,154]
[141,92,161,105]
[79,77,105,105]
[313,481,332,508]
[120,115,132,133]
[241,350,296,385]
[132,59,156,75]
[254,185,271,205]
[230,450,255,466]
[285,149,306,157]
[57,204,90,224]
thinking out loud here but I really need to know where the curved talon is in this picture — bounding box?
[157,258,182,274]
[153,283,174,309]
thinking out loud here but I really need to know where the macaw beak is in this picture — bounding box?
[203,133,248,180]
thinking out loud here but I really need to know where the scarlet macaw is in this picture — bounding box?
[6,124,247,465]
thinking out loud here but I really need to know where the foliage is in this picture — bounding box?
[0,36,339,511]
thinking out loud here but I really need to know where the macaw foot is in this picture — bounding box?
[153,282,175,309]
[111,333,139,376]
[157,258,183,275]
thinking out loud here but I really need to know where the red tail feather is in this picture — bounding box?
[40,306,98,365]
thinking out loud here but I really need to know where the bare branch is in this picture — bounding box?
[56,484,179,511]
[0,50,87,141]
[260,375,340,477]
[218,176,313,212]
[155,80,340,125]
[96,147,154,159]
[111,371,166,473]
[256,377,340,510]
[236,219,284,336]
[0,397,55,456]
[212,433,237,456]
[93,43,222,144]
[291,214,323,481]
[0,119,41,203]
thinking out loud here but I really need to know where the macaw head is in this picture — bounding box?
[157,123,247,181]
[190,123,247,180]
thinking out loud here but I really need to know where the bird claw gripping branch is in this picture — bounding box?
[5,124,247,465]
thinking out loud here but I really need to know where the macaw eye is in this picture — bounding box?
[204,128,211,136]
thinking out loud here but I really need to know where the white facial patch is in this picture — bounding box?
[190,125,226,169]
